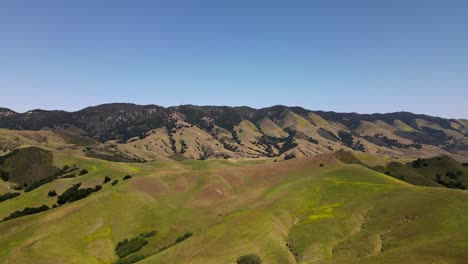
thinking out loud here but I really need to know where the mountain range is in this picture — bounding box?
[0,103,467,162]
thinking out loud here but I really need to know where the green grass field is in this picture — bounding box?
[0,149,467,264]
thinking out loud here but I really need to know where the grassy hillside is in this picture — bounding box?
[0,146,467,263]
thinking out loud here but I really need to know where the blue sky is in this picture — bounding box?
[0,0,467,118]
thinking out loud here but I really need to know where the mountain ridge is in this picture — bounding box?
[1,103,464,119]
[0,103,467,162]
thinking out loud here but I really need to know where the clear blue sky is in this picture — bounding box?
[1,0,467,118]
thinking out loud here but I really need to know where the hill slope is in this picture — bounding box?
[0,147,467,263]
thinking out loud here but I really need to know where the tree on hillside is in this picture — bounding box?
[236,254,262,264]
[103,176,111,183]
[0,169,9,181]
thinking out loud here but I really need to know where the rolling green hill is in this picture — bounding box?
[0,138,467,263]
[336,150,468,190]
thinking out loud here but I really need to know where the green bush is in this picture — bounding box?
[57,183,102,205]
[140,230,157,238]
[175,232,193,243]
[104,176,111,183]
[236,254,262,264]
[79,169,89,175]
[112,180,119,186]
[114,254,145,264]
[0,169,9,181]
[48,190,57,197]
[3,205,49,221]
[0,192,20,202]
[60,173,76,178]
[115,237,148,258]
[123,175,132,180]
[24,175,57,192]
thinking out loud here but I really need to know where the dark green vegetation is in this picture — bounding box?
[56,164,79,177]
[0,169,8,181]
[114,254,145,264]
[156,231,194,254]
[237,254,263,264]
[0,147,58,184]
[365,133,422,149]
[140,230,157,238]
[104,176,111,183]
[284,153,296,160]
[2,205,49,221]
[0,149,19,165]
[85,147,147,163]
[175,232,193,243]
[115,236,148,258]
[56,183,102,205]
[0,192,20,203]
[113,231,157,264]
[381,156,468,189]
[336,150,468,190]
[122,175,132,180]
[24,175,57,192]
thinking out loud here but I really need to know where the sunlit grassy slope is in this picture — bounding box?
[0,152,467,264]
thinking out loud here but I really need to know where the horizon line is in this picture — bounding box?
[1,102,465,120]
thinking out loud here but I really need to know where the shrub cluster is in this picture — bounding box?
[140,230,157,238]
[114,254,145,264]
[104,176,111,183]
[115,237,148,258]
[157,232,193,253]
[236,254,262,264]
[3,205,49,221]
[112,179,119,186]
[0,169,9,181]
[123,175,132,180]
[0,149,20,165]
[412,158,429,168]
[175,232,193,243]
[435,173,466,189]
[57,183,102,205]
[0,192,20,202]
[25,175,57,192]
[56,165,79,177]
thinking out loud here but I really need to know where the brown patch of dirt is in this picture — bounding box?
[194,184,225,201]
[129,176,166,198]
[174,176,190,192]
